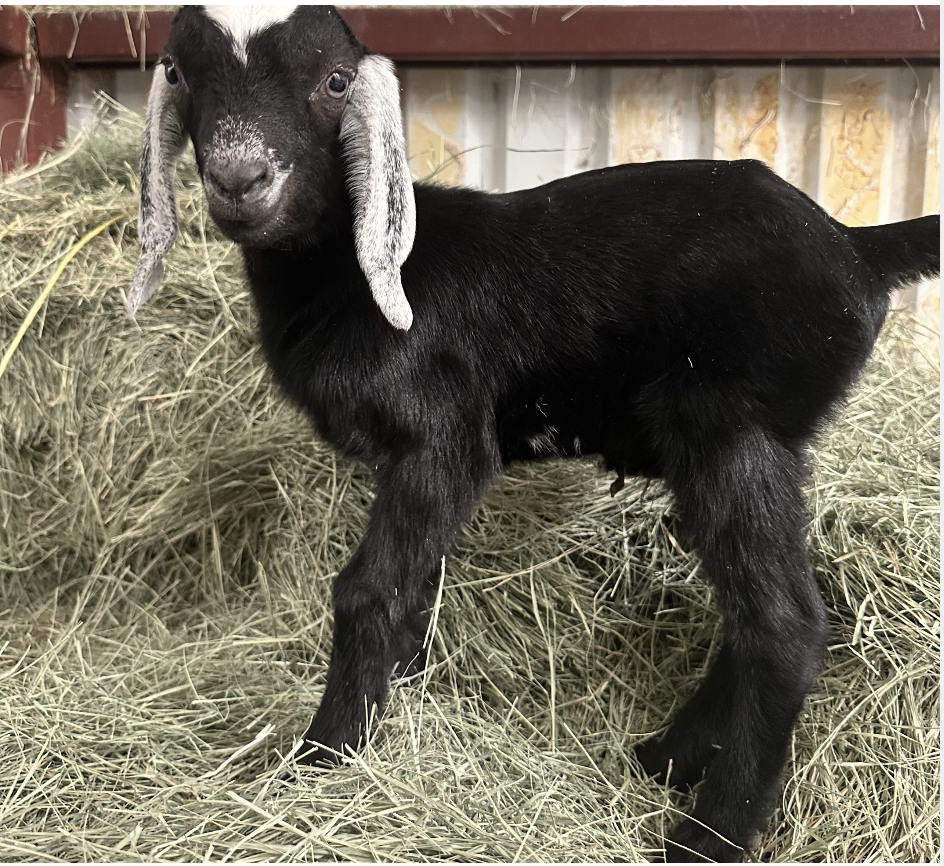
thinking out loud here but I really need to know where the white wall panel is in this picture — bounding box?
[922,68,940,217]
[402,67,507,191]
[500,65,609,192]
[773,67,824,199]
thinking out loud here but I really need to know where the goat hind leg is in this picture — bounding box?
[649,428,827,862]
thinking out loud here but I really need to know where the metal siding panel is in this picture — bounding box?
[563,66,610,176]
[774,67,823,200]
[502,65,606,192]
[923,68,940,217]
[878,67,928,225]
[402,67,509,192]
[819,69,893,227]
[466,69,510,193]
[610,67,712,165]
[712,67,781,169]
[402,68,468,187]
[66,62,936,225]
[917,69,940,344]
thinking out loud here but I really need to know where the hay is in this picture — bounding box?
[0,107,939,863]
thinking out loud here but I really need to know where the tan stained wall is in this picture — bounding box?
[398,64,940,328]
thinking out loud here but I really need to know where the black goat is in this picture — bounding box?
[128,6,941,862]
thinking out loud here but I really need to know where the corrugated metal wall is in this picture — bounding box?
[69,63,941,320]
[398,63,940,328]
[401,65,939,220]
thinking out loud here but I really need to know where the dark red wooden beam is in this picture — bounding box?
[31,6,941,64]
[0,9,65,172]
[0,56,67,173]
[344,5,941,62]
[33,10,172,64]
[0,8,29,58]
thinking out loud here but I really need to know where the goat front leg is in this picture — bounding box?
[298,442,496,766]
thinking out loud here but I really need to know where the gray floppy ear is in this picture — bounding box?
[127,66,186,317]
[340,54,416,331]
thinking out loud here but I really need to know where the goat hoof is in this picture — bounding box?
[277,739,349,783]
[391,623,431,681]
[391,648,427,680]
[292,739,346,770]
[661,819,745,863]
[635,738,709,791]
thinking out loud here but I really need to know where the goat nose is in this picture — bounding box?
[207,158,270,200]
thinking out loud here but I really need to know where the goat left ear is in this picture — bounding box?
[340,54,416,331]
[127,65,187,317]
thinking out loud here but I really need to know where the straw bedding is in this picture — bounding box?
[0,110,939,863]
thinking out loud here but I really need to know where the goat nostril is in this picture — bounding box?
[207,159,270,201]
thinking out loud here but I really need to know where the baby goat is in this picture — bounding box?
[129,6,940,862]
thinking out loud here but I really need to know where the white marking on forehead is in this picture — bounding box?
[203,5,298,64]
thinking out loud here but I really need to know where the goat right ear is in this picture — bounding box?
[340,54,416,331]
[127,65,186,317]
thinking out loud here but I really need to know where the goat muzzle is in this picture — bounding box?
[204,155,278,221]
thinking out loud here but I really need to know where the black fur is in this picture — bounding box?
[149,8,941,862]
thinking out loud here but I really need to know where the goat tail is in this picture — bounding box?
[847,214,941,290]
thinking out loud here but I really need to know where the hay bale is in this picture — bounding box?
[0,109,938,863]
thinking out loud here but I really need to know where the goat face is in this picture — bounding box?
[128,5,417,330]
[167,6,360,244]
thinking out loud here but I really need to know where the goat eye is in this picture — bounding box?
[326,71,349,98]
[164,63,179,86]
